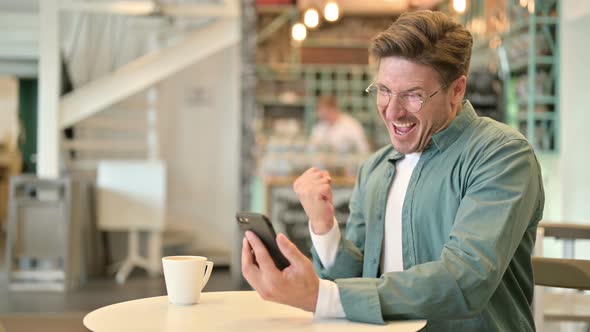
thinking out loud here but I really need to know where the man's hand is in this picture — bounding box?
[293,167,334,235]
[241,231,319,312]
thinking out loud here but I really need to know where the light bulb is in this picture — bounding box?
[324,2,339,22]
[304,8,319,29]
[291,23,307,42]
[453,0,466,13]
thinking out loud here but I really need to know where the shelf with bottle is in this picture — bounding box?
[517,111,555,122]
[258,134,367,178]
[502,0,560,152]
[254,63,388,150]
[505,16,559,36]
[503,28,556,72]
[516,95,555,106]
[256,64,306,108]
[449,0,559,151]
[509,55,554,74]
[256,97,306,107]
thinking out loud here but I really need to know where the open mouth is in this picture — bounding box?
[392,122,417,136]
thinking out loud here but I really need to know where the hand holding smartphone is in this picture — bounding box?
[236,212,290,270]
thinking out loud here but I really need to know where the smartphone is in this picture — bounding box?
[236,212,290,270]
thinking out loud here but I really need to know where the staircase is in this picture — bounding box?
[1,1,241,281]
[62,90,155,179]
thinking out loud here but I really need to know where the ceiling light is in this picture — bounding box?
[324,2,339,22]
[304,8,319,28]
[453,0,466,14]
[291,23,307,42]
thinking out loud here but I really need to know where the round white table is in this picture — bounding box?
[83,291,426,332]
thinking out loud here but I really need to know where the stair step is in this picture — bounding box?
[112,95,153,112]
[62,139,147,152]
[66,158,148,172]
[77,117,148,131]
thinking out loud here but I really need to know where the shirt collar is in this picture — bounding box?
[387,149,404,163]
[430,100,477,152]
[387,100,477,162]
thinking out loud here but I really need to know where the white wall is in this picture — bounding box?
[530,2,590,264]
[560,1,590,223]
[537,153,561,220]
[547,0,590,260]
[158,44,240,262]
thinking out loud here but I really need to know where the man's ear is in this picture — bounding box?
[450,75,467,107]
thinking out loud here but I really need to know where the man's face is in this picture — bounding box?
[317,105,339,125]
[375,56,463,154]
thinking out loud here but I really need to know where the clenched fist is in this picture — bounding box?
[293,167,334,235]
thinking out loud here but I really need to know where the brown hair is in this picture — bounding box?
[370,10,473,86]
[316,95,339,109]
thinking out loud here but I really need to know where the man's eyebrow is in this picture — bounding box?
[373,83,392,92]
[374,83,426,93]
[403,86,427,93]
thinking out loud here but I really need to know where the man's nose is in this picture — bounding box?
[384,97,406,120]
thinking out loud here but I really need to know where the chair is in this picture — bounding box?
[533,222,590,332]
[96,160,166,284]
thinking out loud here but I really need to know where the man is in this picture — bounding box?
[309,95,370,154]
[242,10,544,331]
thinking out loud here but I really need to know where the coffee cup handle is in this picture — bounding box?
[201,261,214,291]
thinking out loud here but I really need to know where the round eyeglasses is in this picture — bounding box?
[365,82,447,113]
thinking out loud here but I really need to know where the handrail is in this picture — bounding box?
[59,18,239,129]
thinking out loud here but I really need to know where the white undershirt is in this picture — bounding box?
[310,152,421,319]
[381,152,421,273]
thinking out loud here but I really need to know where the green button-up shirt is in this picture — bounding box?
[312,101,545,331]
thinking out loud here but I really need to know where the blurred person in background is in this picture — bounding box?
[242,10,544,331]
[309,96,370,154]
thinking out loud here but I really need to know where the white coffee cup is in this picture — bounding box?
[162,256,214,305]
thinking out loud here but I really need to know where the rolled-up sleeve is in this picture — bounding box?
[311,163,367,280]
[309,218,341,268]
[314,279,346,319]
